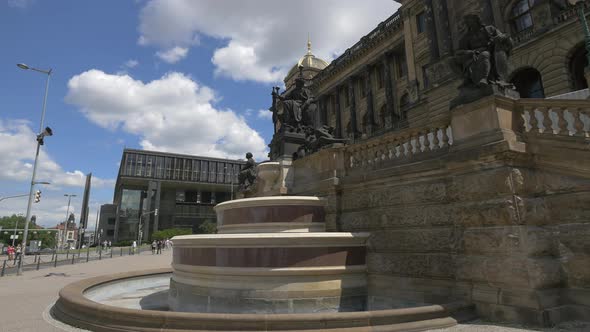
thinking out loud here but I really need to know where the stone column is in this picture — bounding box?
[334,89,342,138]
[348,78,359,138]
[402,9,417,83]
[365,65,375,135]
[432,0,452,57]
[382,53,396,129]
[424,0,440,61]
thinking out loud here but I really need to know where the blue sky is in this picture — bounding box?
[0,0,398,228]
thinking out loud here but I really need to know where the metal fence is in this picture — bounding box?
[0,244,154,277]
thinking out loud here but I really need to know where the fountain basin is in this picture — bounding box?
[52,268,472,331]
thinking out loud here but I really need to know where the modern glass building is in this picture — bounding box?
[98,149,244,243]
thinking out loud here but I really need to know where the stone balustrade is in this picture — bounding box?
[517,99,590,138]
[345,123,452,170]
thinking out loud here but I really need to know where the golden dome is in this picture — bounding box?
[285,38,329,84]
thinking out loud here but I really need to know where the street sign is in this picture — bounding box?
[10,235,19,240]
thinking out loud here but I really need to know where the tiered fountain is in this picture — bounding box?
[51,161,470,331]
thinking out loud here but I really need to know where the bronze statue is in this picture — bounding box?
[450,14,518,109]
[272,76,316,130]
[238,152,257,192]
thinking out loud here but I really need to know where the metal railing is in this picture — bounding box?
[0,244,155,277]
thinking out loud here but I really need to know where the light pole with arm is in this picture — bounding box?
[16,63,53,276]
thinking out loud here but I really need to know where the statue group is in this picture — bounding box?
[450,14,519,109]
[270,70,346,159]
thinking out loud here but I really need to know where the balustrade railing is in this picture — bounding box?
[517,99,590,138]
[345,123,452,170]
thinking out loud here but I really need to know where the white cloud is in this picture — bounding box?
[65,70,268,160]
[7,0,34,8]
[156,46,189,64]
[0,119,114,188]
[137,0,399,83]
[124,59,139,68]
[257,109,272,120]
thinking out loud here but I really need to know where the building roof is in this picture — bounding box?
[285,38,329,84]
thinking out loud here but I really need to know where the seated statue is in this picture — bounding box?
[238,152,257,193]
[273,77,316,130]
[450,14,518,109]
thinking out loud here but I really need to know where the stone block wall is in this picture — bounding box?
[289,98,590,325]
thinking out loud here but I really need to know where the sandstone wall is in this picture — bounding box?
[289,99,590,325]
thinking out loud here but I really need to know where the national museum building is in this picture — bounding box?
[292,0,588,142]
[98,149,244,243]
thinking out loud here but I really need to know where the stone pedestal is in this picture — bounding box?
[269,130,307,160]
[450,95,526,152]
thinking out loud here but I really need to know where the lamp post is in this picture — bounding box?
[568,0,590,85]
[61,194,77,249]
[16,63,53,276]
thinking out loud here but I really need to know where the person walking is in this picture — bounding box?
[151,240,156,255]
[132,240,137,255]
[14,244,22,266]
[156,240,162,255]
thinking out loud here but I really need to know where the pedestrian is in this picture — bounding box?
[14,244,22,266]
[151,240,156,255]
[165,238,170,250]
[132,240,137,254]
[7,245,15,262]
[156,240,162,255]
[108,240,111,249]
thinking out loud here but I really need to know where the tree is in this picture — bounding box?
[151,228,192,241]
[198,220,217,234]
[0,214,57,248]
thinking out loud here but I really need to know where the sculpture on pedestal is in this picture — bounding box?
[450,14,519,109]
[269,68,347,160]
[238,152,257,194]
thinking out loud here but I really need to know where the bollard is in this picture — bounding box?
[99,249,102,260]
[120,248,123,256]
[54,253,58,267]
[66,249,70,260]
[1,260,6,277]
[110,248,113,258]
[86,248,90,262]
[36,257,41,271]
[71,253,75,265]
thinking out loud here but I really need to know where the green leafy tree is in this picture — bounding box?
[198,220,217,234]
[0,214,57,248]
[151,228,192,241]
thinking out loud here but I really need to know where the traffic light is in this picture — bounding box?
[34,190,41,203]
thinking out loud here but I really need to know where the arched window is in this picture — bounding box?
[399,93,410,112]
[510,0,535,33]
[511,68,545,98]
[570,45,589,91]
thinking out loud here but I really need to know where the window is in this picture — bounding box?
[422,66,429,89]
[377,65,384,89]
[416,11,426,34]
[176,190,185,202]
[107,230,115,236]
[136,155,143,176]
[511,0,535,33]
[107,218,116,225]
[397,55,407,78]
[192,160,200,181]
[344,89,350,107]
[570,45,589,91]
[165,158,173,179]
[511,68,545,98]
[126,153,136,176]
[359,77,366,98]
[400,93,410,111]
[146,156,153,177]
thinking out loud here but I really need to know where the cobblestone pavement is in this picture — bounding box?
[0,249,171,332]
[0,249,587,332]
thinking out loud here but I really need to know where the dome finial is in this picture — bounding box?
[307,33,312,55]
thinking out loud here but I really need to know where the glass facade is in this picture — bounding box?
[111,149,244,242]
[120,151,241,184]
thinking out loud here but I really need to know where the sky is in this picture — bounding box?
[0,0,399,230]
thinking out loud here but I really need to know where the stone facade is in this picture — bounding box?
[307,0,588,142]
[285,95,590,326]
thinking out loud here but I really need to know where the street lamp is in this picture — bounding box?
[61,194,77,249]
[16,63,52,276]
[568,0,590,85]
